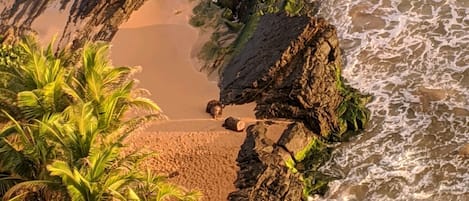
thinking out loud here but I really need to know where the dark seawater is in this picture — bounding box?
[313,0,468,200]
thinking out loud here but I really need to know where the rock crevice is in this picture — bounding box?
[220,13,343,137]
[222,12,363,200]
[228,123,304,201]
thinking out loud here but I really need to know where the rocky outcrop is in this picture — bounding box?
[223,12,369,200]
[220,13,343,137]
[0,0,146,49]
[228,123,303,201]
[229,122,330,201]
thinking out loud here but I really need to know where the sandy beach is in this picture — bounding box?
[30,1,258,200]
[112,1,255,200]
[109,1,258,200]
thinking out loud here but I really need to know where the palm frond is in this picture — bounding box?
[119,114,166,139]
[0,173,25,197]
[87,144,120,181]
[17,91,44,120]
[102,66,132,88]
[181,190,203,201]
[128,97,163,114]
[156,183,185,201]
[126,187,141,201]
[0,138,37,180]
[47,160,91,200]
[2,179,62,201]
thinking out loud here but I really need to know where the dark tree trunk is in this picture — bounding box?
[223,117,245,132]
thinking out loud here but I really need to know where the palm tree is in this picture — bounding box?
[0,111,68,200]
[68,42,165,132]
[0,36,70,121]
[135,169,202,201]
[0,38,198,200]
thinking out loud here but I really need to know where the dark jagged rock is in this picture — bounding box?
[228,123,304,201]
[229,122,330,201]
[220,13,343,137]
[0,0,146,49]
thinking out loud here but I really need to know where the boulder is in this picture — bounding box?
[228,123,304,201]
[206,99,223,119]
[220,13,344,137]
[229,122,330,201]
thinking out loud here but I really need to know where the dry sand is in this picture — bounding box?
[31,1,260,200]
[112,2,256,200]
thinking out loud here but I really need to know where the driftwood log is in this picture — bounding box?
[223,117,245,132]
[206,100,223,119]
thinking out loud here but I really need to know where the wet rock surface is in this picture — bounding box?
[0,0,146,49]
[228,123,304,201]
[224,13,351,200]
[220,13,343,137]
[229,122,330,201]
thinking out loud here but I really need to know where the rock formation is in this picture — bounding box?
[229,122,331,201]
[228,123,304,201]
[0,0,146,49]
[220,13,343,137]
[221,12,368,200]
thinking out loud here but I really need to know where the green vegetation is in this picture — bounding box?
[334,64,371,141]
[296,139,332,197]
[283,135,333,198]
[283,0,304,16]
[290,65,370,198]
[0,37,201,201]
[190,0,318,76]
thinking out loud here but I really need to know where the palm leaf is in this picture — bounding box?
[2,180,62,201]
[128,97,163,113]
[87,144,120,181]
[17,91,43,119]
[126,187,141,201]
[47,160,92,200]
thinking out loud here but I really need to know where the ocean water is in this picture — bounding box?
[313,0,468,200]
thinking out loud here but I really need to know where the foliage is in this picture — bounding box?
[283,136,333,198]
[283,0,304,16]
[189,1,221,28]
[0,37,200,201]
[296,139,332,197]
[334,64,371,141]
[189,0,318,78]
[0,42,28,121]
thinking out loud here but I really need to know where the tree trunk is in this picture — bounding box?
[224,117,245,132]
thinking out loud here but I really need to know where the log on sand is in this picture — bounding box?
[223,117,246,132]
